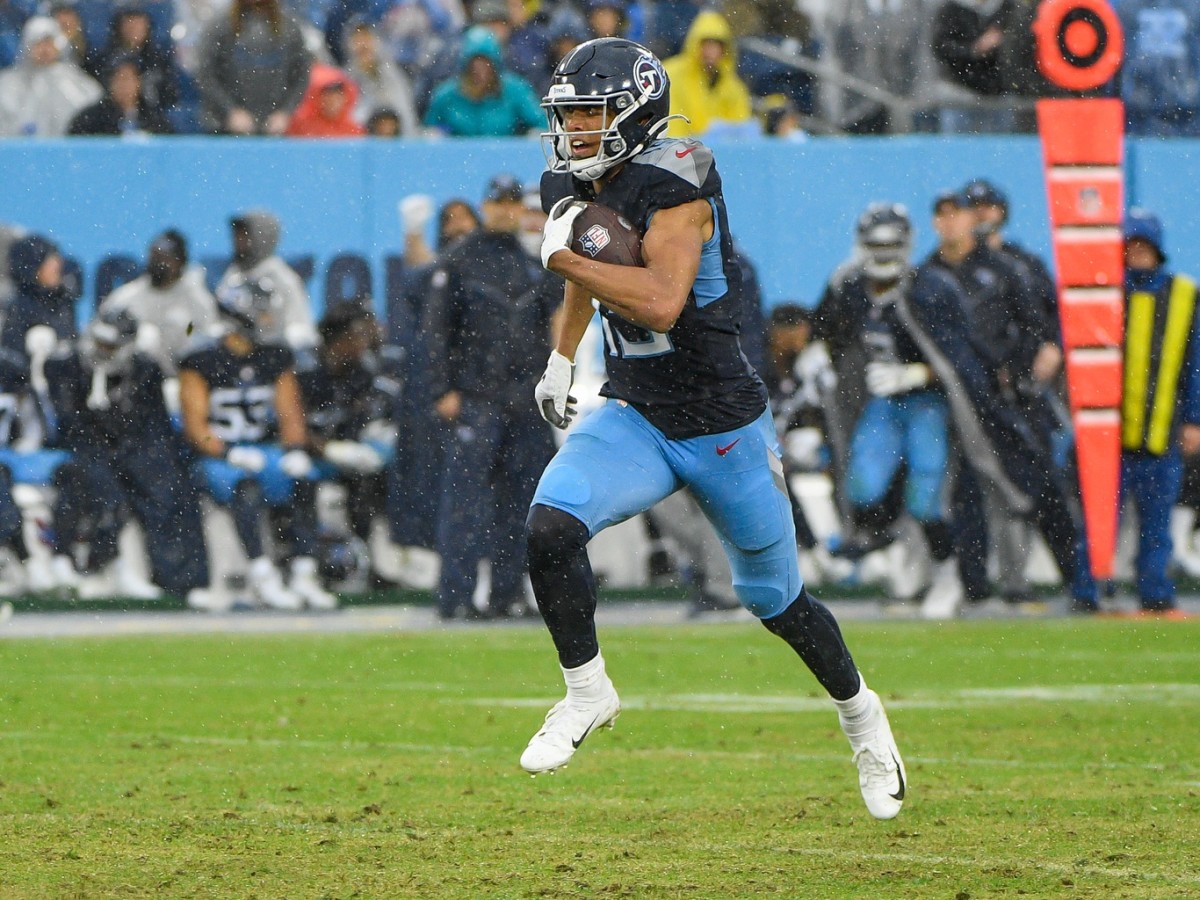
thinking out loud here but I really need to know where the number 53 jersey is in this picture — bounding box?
[179,340,294,444]
[541,137,767,440]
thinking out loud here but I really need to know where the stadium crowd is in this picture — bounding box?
[0,0,1192,138]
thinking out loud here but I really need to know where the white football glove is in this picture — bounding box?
[865,362,931,397]
[398,194,434,235]
[323,440,385,474]
[226,445,267,473]
[540,197,585,269]
[279,449,314,478]
[535,350,578,429]
[24,325,57,360]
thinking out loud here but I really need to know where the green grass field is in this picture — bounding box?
[1,617,1198,898]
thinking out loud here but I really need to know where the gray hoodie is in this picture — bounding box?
[217,210,316,348]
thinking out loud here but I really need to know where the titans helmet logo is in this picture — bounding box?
[634,54,666,100]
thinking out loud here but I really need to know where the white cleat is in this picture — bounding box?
[248,557,303,611]
[50,554,82,592]
[884,539,928,602]
[920,558,964,620]
[849,690,907,820]
[289,556,338,610]
[115,559,163,600]
[186,587,230,613]
[24,556,56,594]
[520,680,621,775]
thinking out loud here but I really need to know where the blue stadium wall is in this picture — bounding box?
[2,135,1196,323]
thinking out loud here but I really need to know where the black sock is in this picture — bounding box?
[921,519,954,562]
[761,590,861,700]
[230,481,265,561]
[526,504,599,669]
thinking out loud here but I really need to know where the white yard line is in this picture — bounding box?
[472,682,1200,713]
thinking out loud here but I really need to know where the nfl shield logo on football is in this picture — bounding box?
[580,224,611,257]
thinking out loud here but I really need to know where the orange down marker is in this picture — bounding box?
[1034,0,1125,578]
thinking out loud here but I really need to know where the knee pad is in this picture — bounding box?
[728,537,802,620]
[526,503,589,567]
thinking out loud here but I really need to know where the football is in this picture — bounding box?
[570,202,643,266]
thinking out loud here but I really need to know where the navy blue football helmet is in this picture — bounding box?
[215,274,282,342]
[82,306,139,369]
[856,203,913,281]
[541,37,673,182]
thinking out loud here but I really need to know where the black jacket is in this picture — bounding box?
[422,230,558,406]
[932,0,1013,96]
[67,97,174,136]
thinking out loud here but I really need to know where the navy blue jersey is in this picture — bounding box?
[0,348,30,447]
[180,340,293,444]
[296,351,400,441]
[44,351,173,452]
[813,268,930,369]
[541,137,767,439]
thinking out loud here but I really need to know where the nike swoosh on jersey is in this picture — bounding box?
[571,713,605,749]
[716,438,740,456]
[675,146,697,158]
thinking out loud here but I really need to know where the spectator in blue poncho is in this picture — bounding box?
[423,24,543,137]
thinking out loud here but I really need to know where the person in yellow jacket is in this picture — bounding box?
[663,11,753,138]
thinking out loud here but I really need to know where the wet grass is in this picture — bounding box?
[1,618,1197,897]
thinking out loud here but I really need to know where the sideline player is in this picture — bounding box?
[519,36,907,820]
[814,204,966,619]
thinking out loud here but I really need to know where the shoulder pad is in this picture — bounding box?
[830,260,865,293]
[179,336,220,364]
[631,138,715,191]
[540,170,585,213]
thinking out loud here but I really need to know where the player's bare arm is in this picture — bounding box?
[274,369,309,448]
[553,280,599,360]
[179,368,222,457]
[547,199,711,334]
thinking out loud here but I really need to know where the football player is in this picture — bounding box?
[43,307,208,601]
[179,275,335,611]
[298,301,401,582]
[522,37,906,820]
[0,338,62,593]
[813,204,966,619]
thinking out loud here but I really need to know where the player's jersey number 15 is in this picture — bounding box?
[599,311,675,359]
